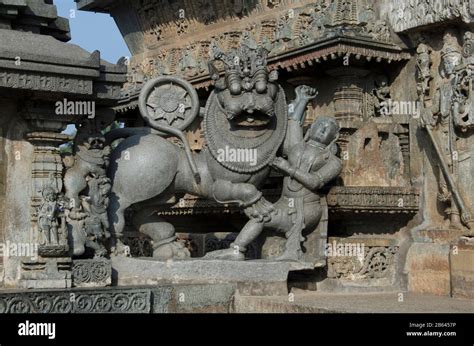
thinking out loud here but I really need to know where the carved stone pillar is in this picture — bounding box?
[20,110,73,289]
[327,68,369,122]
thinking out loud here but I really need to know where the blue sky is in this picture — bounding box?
[55,0,131,63]
[54,0,131,134]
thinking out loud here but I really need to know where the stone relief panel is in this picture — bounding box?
[127,0,396,89]
[388,0,474,32]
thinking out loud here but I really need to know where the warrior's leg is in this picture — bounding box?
[204,219,265,260]
[275,200,322,262]
[275,228,305,261]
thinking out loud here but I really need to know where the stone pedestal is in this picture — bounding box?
[112,257,314,296]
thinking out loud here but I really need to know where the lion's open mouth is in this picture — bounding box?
[231,110,273,127]
[227,110,275,138]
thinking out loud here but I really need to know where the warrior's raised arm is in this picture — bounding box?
[283,85,318,155]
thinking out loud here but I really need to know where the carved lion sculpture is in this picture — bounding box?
[106,44,317,260]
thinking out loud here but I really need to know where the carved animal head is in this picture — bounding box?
[209,43,279,128]
[75,120,107,152]
[204,44,288,173]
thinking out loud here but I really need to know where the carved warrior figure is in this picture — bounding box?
[205,112,342,261]
[106,44,324,260]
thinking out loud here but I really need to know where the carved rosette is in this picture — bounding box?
[72,259,112,288]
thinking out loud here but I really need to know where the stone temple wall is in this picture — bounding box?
[0,0,469,301]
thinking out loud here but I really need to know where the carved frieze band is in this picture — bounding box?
[389,0,474,32]
[327,186,420,213]
[0,70,93,94]
[156,186,420,216]
[0,289,151,313]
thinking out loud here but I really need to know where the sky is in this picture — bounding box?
[54,0,131,134]
[55,0,131,64]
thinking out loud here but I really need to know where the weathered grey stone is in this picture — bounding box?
[170,284,235,313]
[0,0,473,304]
[112,257,308,292]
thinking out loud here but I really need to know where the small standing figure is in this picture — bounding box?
[37,178,65,245]
[374,76,391,117]
[416,43,432,99]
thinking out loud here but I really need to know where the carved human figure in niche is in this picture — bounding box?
[416,43,432,98]
[80,175,112,257]
[310,2,330,36]
[38,186,59,245]
[374,76,391,117]
[274,18,292,45]
[37,176,66,246]
[241,30,258,50]
[179,47,199,77]
[205,87,342,261]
